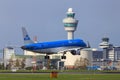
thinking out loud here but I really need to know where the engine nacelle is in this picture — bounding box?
[70,49,80,55]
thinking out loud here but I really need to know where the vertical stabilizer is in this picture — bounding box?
[22,27,34,44]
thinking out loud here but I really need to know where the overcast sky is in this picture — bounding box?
[0,0,120,49]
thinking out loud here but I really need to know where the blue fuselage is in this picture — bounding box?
[22,39,86,53]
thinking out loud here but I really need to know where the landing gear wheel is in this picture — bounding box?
[61,56,66,59]
[45,56,50,59]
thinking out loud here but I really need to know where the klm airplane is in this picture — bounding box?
[21,27,87,59]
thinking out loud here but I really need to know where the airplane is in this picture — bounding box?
[21,27,87,59]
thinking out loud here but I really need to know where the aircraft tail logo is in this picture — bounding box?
[22,27,34,44]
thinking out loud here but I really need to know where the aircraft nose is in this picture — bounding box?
[21,46,26,49]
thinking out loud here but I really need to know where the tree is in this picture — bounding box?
[83,58,89,67]
[74,59,80,69]
[15,59,20,68]
[0,63,4,70]
[74,57,89,70]
[6,59,13,70]
[21,58,25,69]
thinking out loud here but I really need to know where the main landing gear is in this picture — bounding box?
[61,52,66,59]
[45,55,50,59]
[61,56,66,59]
[44,52,67,60]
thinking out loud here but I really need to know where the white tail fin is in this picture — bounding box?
[22,27,34,44]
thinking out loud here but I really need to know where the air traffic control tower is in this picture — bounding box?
[63,8,78,40]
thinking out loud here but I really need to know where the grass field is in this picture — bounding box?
[0,73,120,80]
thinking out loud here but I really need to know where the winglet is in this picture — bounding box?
[22,27,34,44]
[87,41,91,48]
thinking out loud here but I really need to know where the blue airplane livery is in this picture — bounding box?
[21,27,87,59]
